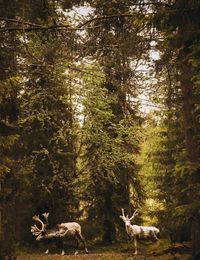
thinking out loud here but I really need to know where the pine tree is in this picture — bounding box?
[153,0,200,255]
[79,0,146,242]
[0,0,23,257]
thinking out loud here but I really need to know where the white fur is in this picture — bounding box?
[31,213,88,255]
[120,208,159,255]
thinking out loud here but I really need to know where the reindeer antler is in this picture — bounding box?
[42,212,49,226]
[129,209,138,221]
[31,224,42,236]
[32,215,45,233]
[42,212,49,220]
[120,208,127,220]
[121,208,125,217]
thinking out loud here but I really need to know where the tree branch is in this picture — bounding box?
[0,13,138,32]
[78,13,136,28]
[0,17,42,27]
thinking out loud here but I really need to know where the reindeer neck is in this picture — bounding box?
[125,223,133,236]
[43,225,59,238]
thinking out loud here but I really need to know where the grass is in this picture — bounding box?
[15,239,191,260]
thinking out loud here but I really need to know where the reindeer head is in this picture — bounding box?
[31,212,49,241]
[120,208,138,227]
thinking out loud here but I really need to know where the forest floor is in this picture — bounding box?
[17,252,191,260]
[16,240,191,260]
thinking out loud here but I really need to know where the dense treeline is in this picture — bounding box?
[0,0,200,259]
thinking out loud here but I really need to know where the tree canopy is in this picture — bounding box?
[0,0,200,259]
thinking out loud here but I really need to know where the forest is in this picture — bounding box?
[0,0,200,259]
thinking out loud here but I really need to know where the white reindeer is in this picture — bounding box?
[31,212,88,255]
[120,208,159,255]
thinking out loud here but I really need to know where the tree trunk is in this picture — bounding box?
[102,189,116,243]
[0,182,3,257]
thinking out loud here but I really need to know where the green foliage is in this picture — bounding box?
[1,1,200,259]
[147,2,200,253]
[77,60,143,242]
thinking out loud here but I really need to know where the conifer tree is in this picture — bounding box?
[80,0,146,242]
[153,0,200,256]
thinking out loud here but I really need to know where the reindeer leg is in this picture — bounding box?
[150,231,159,241]
[60,238,65,255]
[153,234,159,241]
[74,237,79,255]
[127,234,132,242]
[77,233,88,254]
[44,239,50,254]
[133,238,138,255]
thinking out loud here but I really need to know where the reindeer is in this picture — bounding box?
[120,208,159,255]
[31,212,88,255]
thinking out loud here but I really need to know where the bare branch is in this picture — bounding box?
[0,17,42,27]
[78,13,136,28]
[0,13,140,32]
